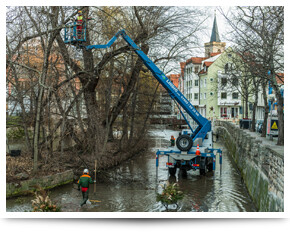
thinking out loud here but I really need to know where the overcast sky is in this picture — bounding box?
[193,6,233,57]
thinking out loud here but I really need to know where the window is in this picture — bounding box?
[204,93,206,99]
[195,66,199,73]
[210,92,214,96]
[194,93,198,100]
[232,93,239,99]
[200,93,203,99]
[225,63,234,73]
[220,107,227,118]
[204,79,206,87]
[194,80,199,86]
[221,92,227,99]
[232,75,238,86]
[210,78,213,82]
[221,78,227,86]
[231,107,239,118]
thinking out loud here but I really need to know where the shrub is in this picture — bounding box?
[31,188,61,212]
[7,127,25,140]
[156,183,184,206]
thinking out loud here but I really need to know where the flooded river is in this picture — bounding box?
[6,127,256,212]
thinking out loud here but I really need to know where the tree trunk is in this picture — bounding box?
[129,74,140,143]
[119,106,128,151]
[261,80,269,137]
[270,59,284,145]
[276,96,284,145]
[245,95,249,119]
[132,83,159,148]
[33,75,45,172]
[271,79,284,145]
[251,89,258,132]
[83,87,100,154]
[103,44,149,130]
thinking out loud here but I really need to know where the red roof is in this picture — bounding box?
[180,57,207,77]
[198,61,214,75]
[186,57,207,65]
[210,52,221,57]
[204,61,214,67]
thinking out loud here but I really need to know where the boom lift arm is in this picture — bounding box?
[85,30,211,142]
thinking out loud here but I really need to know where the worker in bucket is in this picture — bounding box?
[78,168,94,206]
[170,135,175,147]
[75,10,92,40]
[75,10,83,39]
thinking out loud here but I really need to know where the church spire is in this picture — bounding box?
[210,11,221,42]
[204,10,226,57]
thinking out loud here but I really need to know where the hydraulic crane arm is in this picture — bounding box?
[86,30,211,141]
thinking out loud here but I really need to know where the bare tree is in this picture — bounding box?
[221,6,284,145]
[6,6,85,171]
[6,6,209,172]
[52,6,208,156]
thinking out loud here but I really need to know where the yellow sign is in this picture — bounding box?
[271,121,278,130]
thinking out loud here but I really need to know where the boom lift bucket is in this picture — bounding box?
[64,22,87,44]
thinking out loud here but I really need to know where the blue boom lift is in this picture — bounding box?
[64,27,222,176]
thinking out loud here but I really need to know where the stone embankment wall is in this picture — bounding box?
[215,121,284,212]
[6,170,74,198]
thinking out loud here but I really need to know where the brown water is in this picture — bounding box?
[6,127,256,212]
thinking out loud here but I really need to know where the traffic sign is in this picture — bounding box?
[271,120,278,130]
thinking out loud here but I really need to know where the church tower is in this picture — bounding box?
[204,12,226,57]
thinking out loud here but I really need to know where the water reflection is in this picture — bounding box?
[6,127,256,212]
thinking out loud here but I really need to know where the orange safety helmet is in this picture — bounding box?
[78,10,82,14]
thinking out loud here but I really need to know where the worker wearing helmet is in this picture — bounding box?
[78,168,94,206]
[170,135,175,147]
[75,10,83,39]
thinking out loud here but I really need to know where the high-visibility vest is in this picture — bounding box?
[77,15,83,23]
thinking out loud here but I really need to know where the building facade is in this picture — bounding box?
[177,14,246,126]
